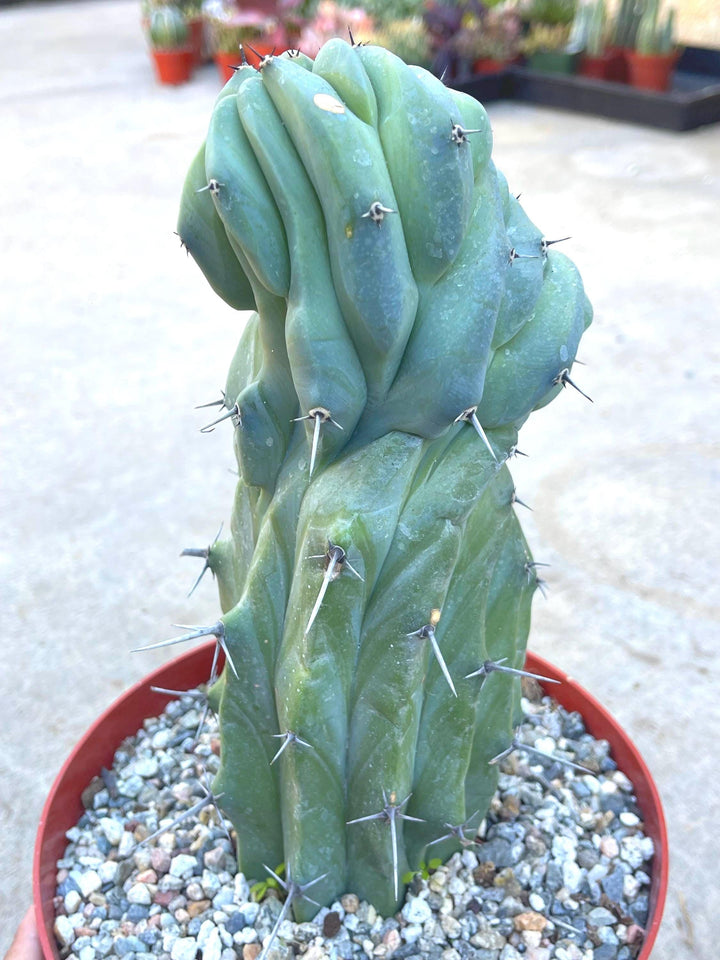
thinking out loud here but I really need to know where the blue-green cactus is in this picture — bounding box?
[173,40,592,919]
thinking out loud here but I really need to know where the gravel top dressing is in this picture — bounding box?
[53,681,654,960]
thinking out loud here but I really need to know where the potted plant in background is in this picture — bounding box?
[602,0,644,82]
[364,17,434,69]
[452,4,523,74]
[205,4,284,79]
[578,0,613,79]
[519,0,578,72]
[520,0,577,32]
[296,1,375,58]
[146,3,194,84]
[177,0,206,67]
[626,0,679,92]
[34,39,668,960]
[520,22,576,72]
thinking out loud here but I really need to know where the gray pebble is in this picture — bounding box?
[592,945,619,960]
[476,838,513,868]
[600,868,626,903]
[588,907,617,926]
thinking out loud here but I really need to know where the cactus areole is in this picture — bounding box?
[175,40,592,919]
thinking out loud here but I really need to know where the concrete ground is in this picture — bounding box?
[1,1,718,955]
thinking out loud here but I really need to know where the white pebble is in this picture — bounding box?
[170,854,198,878]
[171,937,199,960]
[53,916,75,948]
[196,920,216,950]
[79,946,97,960]
[98,861,118,885]
[134,756,159,778]
[562,861,583,894]
[402,897,432,925]
[619,812,640,827]
[235,928,257,944]
[582,775,601,794]
[623,873,641,899]
[99,817,124,847]
[202,929,223,960]
[64,890,82,914]
[127,883,152,905]
[117,831,136,859]
[152,729,172,749]
[403,923,423,943]
[528,893,545,912]
[242,902,259,924]
[234,873,250,903]
[552,836,577,862]
[78,870,102,898]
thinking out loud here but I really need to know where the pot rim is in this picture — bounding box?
[33,643,668,959]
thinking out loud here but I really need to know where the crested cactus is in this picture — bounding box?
[172,40,592,920]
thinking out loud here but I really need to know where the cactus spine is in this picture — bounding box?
[174,41,592,918]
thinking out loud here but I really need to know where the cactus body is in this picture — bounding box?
[177,42,592,918]
[149,5,188,49]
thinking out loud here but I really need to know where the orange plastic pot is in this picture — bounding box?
[626,49,679,92]
[213,50,242,83]
[214,41,281,81]
[33,644,668,959]
[150,47,193,85]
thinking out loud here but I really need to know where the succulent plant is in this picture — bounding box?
[520,21,572,53]
[520,0,577,27]
[170,40,592,922]
[205,10,278,56]
[364,17,433,68]
[635,0,676,55]
[148,4,189,49]
[611,0,643,48]
[585,0,607,56]
[452,6,523,63]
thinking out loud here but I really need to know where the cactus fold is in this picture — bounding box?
[177,41,592,918]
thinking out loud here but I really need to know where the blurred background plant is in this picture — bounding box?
[452,3,523,68]
[297,0,374,55]
[363,17,433,67]
[203,1,278,54]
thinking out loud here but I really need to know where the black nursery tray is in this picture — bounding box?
[455,46,720,132]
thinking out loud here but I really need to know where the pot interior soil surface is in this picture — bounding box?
[35,646,668,960]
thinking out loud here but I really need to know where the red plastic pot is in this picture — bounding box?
[187,17,205,68]
[150,47,194,85]
[605,45,629,83]
[33,644,668,960]
[626,49,679,92]
[473,58,510,74]
[579,52,615,80]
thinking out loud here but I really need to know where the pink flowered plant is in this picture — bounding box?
[298,0,375,56]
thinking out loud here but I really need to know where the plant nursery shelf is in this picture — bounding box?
[456,46,720,132]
